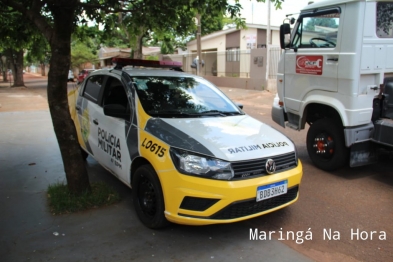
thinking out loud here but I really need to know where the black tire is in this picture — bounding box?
[132,165,168,229]
[306,118,348,171]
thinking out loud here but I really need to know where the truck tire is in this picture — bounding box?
[132,165,169,229]
[306,118,348,171]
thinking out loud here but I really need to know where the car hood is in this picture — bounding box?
[144,115,295,161]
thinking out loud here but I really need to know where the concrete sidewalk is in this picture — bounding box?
[0,76,312,262]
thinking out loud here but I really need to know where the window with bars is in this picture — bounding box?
[226,47,240,61]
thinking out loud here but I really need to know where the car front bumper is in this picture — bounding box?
[158,161,303,226]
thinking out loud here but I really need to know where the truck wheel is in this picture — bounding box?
[306,118,348,171]
[132,165,168,229]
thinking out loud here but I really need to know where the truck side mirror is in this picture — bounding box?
[280,23,291,49]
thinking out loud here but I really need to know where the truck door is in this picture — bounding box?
[284,7,343,113]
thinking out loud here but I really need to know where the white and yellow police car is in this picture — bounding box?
[68,58,303,229]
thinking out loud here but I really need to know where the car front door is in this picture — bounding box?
[95,75,134,184]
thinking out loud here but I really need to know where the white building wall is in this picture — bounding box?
[186,27,280,78]
[272,31,280,46]
[239,28,258,77]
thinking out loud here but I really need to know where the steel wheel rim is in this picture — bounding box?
[137,175,157,217]
[312,132,335,159]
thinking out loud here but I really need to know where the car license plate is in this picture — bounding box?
[256,180,288,202]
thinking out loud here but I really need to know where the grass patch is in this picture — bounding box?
[47,182,121,215]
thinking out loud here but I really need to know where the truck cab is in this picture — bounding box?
[272,0,393,170]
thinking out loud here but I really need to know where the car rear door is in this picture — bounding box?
[75,75,105,157]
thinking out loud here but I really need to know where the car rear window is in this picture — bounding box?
[83,75,104,103]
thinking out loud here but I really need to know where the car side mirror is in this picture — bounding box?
[103,104,130,119]
[236,103,243,109]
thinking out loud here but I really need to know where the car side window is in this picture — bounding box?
[83,75,104,103]
[292,9,340,49]
[102,77,131,119]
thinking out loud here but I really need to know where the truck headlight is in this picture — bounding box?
[170,148,234,180]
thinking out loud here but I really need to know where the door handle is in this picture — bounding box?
[93,119,99,125]
[369,85,379,91]
[327,58,338,61]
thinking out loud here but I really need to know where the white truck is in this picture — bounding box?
[272,0,393,170]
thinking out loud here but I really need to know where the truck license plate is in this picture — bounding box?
[256,180,288,202]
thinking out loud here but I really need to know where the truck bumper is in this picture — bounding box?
[272,96,286,128]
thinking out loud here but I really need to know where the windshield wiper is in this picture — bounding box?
[148,110,195,118]
[148,109,243,118]
[199,110,243,116]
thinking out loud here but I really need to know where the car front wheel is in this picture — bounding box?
[132,165,168,229]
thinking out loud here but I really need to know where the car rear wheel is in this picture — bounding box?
[306,118,348,171]
[80,146,88,160]
[132,165,168,229]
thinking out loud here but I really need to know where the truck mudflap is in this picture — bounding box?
[350,141,378,167]
[272,95,286,128]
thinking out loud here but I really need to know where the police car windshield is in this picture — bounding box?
[132,76,243,118]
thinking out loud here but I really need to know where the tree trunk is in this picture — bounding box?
[46,3,90,194]
[2,71,7,82]
[1,56,8,82]
[0,1,91,195]
[132,30,145,59]
[41,63,45,76]
[8,49,25,87]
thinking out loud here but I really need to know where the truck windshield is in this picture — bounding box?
[292,11,340,49]
[132,76,243,117]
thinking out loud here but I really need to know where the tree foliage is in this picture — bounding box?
[25,33,51,77]
[0,6,41,84]
[147,11,236,53]
[71,41,99,69]
[25,35,50,65]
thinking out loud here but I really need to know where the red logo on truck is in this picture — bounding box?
[296,55,323,75]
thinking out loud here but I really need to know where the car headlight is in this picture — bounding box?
[170,148,234,180]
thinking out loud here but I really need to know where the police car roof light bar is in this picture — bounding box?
[112,58,183,70]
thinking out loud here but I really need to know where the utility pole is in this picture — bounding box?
[196,13,202,76]
[266,0,271,83]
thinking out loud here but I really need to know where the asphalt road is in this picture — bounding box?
[1,73,392,262]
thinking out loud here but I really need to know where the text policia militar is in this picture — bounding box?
[98,127,122,164]
[249,228,387,244]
